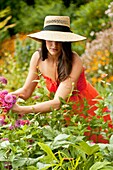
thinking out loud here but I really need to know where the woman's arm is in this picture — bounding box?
[11,51,40,100]
[12,53,83,114]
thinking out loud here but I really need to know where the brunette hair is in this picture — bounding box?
[40,40,73,82]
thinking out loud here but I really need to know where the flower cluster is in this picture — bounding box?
[0,76,7,85]
[0,90,16,113]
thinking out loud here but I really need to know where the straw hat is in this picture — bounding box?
[27,16,86,42]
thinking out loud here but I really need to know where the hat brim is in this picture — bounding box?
[27,30,86,42]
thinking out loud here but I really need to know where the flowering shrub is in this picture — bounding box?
[81,2,113,85]
[105,1,113,24]
[82,29,113,85]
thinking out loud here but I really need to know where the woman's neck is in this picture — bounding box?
[47,53,59,64]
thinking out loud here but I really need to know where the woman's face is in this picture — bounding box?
[46,41,62,56]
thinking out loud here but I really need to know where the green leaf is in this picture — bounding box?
[76,141,99,155]
[74,156,80,169]
[0,16,12,29]
[54,134,70,142]
[109,135,113,144]
[84,155,94,170]
[0,7,10,18]
[42,126,55,140]
[0,140,10,148]
[27,166,38,170]
[38,142,57,161]
[12,157,43,168]
[51,134,71,149]
[89,161,110,170]
[0,150,7,161]
[37,162,55,170]
[101,167,113,170]
[99,143,113,152]
[12,158,27,168]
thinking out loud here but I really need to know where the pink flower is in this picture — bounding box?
[4,102,13,110]
[32,95,40,100]
[0,90,17,112]
[0,118,5,126]
[12,95,16,104]
[9,125,15,130]
[1,138,9,141]
[0,90,8,96]
[15,119,30,127]
[105,109,111,113]
[0,76,7,85]
[4,94,13,103]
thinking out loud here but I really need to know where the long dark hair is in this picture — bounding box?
[40,40,73,82]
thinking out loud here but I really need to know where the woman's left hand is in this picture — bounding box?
[12,103,24,116]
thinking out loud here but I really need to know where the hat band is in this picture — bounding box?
[43,25,72,32]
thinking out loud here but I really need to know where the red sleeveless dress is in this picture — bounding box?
[42,68,113,143]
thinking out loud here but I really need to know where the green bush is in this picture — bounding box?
[72,0,113,39]
[12,0,77,35]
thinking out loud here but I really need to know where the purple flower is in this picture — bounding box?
[12,95,16,104]
[0,118,5,126]
[15,120,22,127]
[0,90,8,96]
[4,94,13,103]
[4,162,12,169]
[0,90,17,113]
[15,119,30,128]
[105,109,111,113]
[4,102,13,110]
[9,125,15,130]
[0,76,7,85]
[1,138,9,141]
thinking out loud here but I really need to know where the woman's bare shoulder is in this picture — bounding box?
[72,51,82,64]
[30,50,41,66]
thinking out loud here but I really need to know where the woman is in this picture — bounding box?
[12,16,112,143]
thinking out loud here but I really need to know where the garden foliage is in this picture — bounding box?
[0,1,113,169]
[0,74,113,169]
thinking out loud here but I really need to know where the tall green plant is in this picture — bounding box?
[0,7,15,42]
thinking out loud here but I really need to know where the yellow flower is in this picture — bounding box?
[97,77,102,82]
[91,77,97,84]
[96,51,102,56]
[109,76,113,81]
[101,56,106,61]
[105,50,110,57]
